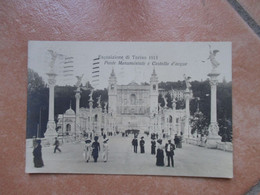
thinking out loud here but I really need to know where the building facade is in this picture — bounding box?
[57,68,188,138]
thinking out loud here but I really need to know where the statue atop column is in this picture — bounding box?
[171,89,176,109]
[206,45,221,148]
[104,102,108,113]
[48,50,63,72]
[44,50,64,144]
[163,95,168,108]
[208,45,220,71]
[183,74,191,91]
[75,74,84,91]
[89,89,94,101]
[97,95,102,108]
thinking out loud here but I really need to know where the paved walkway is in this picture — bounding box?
[26,135,233,178]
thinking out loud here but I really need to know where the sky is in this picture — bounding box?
[28,41,232,89]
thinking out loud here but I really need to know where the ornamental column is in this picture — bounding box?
[206,70,221,148]
[88,90,94,137]
[44,50,63,143]
[184,89,191,139]
[97,96,102,136]
[172,97,177,137]
[75,89,81,138]
[44,72,58,139]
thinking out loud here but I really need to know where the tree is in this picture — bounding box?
[27,68,48,138]
[190,109,208,136]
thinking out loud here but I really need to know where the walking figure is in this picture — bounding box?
[54,137,61,153]
[140,136,145,153]
[165,139,175,167]
[151,137,156,155]
[132,135,138,153]
[84,139,92,162]
[92,136,100,162]
[33,139,44,168]
[102,138,109,162]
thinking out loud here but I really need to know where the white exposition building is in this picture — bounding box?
[57,68,188,138]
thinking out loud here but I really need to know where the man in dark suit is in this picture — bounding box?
[140,136,145,153]
[132,135,138,153]
[165,139,175,167]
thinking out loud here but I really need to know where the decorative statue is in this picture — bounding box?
[163,95,167,108]
[97,95,101,107]
[104,102,108,111]
[75,74,84,88]
[171,89,176,100]
[89,89,94,100]
[183,74,191,90]
[48,50,63,71]
[208,45,220,70]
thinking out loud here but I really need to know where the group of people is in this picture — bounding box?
[83,135,109,163]
[32,137,62,168]
[32,132,179,169]
[131,134,177,168]
[156,139,175,167]
[132,136,145,153]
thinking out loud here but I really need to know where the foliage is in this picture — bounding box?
[27,68,48,138]
[190,110,209,136]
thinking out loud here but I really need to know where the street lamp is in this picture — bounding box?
[37,106,43,138]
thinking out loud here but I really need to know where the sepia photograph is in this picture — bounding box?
[26,41,232,178]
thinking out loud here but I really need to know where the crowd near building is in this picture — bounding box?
[56,68,191,140]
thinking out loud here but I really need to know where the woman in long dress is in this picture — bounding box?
[33,139,44,168]
[91,136,100,162]
[156,139,164,166]
[102,138,109,162]
[84,139,92,162]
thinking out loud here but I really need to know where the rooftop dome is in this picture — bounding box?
[128,81,139,86]
[65,108,75,115]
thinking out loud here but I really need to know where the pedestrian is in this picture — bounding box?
[53,137,61,153]
[151,137,156,155]
[174,134,180,148]
[132,135,138,153]
[140,136,145,153]
[84,139,92,162]
[33,139,44,168]
[102,138,109,162]
[91,136,100,162]
[165,139,175,167]
[156,139,164,166]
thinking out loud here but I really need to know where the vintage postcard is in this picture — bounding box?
[26,41,232,178]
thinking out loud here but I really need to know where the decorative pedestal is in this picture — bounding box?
[43,121,57,146]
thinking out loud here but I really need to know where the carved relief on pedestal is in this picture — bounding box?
[208,123,219,136]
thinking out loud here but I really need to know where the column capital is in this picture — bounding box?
[184,90,191,99]
[75,93,81,99]
[208,72,220,86]
[46,72,57,86]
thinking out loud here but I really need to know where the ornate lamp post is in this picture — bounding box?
[44,50,61,143]
[75,74,84,139]
[183,74,192,140]
[206,47,222,148]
